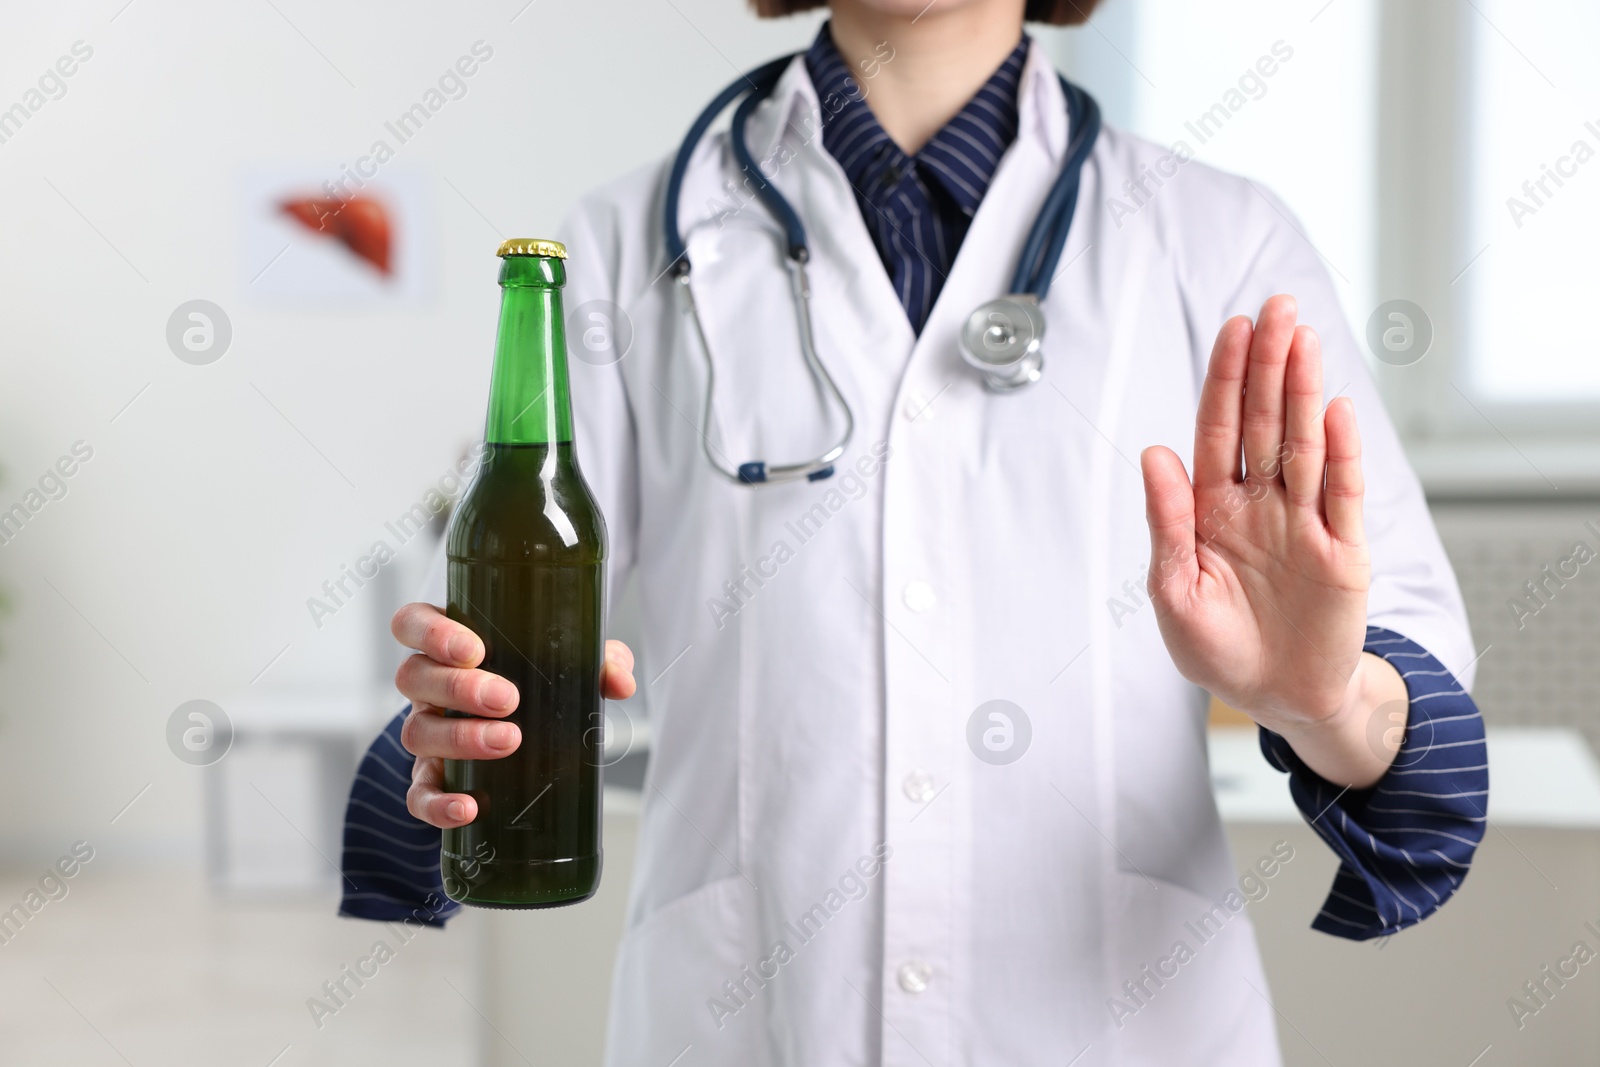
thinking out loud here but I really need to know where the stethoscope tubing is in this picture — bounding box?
[662,54,795,270]
[662,49,1100,486]
[1010,78,1101,297]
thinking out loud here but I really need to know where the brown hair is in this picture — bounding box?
[748,0,1104,25]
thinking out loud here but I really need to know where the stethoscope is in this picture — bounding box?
[663,53,1101,485]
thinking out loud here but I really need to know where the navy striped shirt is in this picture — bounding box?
[805,25,1029,335]
[1261,627,1488,939]
[339,711,459,927]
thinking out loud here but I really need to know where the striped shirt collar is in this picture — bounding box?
[804,24,1029,219]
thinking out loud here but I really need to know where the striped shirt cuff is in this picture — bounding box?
[338,706,459,927]
[1258,627,1488,941]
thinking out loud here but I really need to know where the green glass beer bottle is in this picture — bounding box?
[441,238,607,908]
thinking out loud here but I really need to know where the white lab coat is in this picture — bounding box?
[433,43,1473,1067]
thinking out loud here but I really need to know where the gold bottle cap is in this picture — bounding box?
[496,238,567,259]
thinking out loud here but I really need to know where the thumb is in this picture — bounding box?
[1140,446,1198,602]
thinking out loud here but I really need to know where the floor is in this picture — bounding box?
[0,864,484,1066]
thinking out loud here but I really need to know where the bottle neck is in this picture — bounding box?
[484,255,573,445]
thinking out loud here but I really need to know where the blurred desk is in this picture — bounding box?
[207,684,394,894]
[1214,726,1600,1066]
[1209,725,1600,828]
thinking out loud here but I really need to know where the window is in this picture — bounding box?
[1048,0,1380,337]
[1465,0,1600,404]
[1046,0,1600,490]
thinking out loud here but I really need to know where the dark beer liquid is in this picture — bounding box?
[443,443,605,907]
[440,248,607,908]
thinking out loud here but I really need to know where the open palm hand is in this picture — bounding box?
[1140,295,1370,734]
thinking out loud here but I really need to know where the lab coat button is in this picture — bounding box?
[897,961,933,994]
[902,770,937,803]
[902,580,937,612]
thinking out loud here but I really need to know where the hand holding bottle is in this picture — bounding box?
[393,602,637,829]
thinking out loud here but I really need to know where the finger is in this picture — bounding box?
[1141,445,1199,603]
[1324,397,1365,544]
[396,655,519,717]
[1241,295,1298,481]
[406,755,479,828]
[1280,325,1325,508]
[603,639,638,701]
[401,703,522,760]
[1193,316,1253,488]
[391,602,484,668]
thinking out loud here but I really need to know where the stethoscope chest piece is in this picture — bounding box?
[959,295,1045,391]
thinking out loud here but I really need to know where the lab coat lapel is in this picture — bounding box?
[744,56,916,414]
[913,42,1070,386]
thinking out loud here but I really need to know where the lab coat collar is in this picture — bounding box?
[743,53,822,175]
[745,37,1069,176]
[1017,37,1070,163]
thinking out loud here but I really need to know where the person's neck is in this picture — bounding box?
[827,1,1025,155]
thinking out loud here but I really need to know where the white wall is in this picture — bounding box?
[0,0,838,863]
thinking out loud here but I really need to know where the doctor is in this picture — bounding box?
[341,0,1487,1063]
